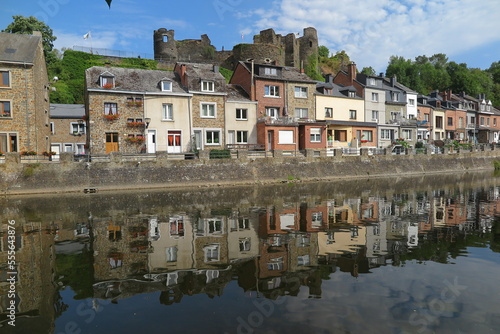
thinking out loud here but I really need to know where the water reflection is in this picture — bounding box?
[1,172,500,333]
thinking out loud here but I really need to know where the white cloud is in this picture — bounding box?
[53,30,118,51]
[244,0,500,72]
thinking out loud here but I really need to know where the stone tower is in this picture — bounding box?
[154,28,178,61]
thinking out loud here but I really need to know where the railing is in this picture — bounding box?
[226,144,265,150]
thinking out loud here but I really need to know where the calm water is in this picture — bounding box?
[1,172,500,334]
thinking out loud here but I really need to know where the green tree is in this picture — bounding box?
[318,45,329,58]
[360,66,376,76]
[2,15,56,56]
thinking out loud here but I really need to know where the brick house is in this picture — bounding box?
[0,32,50,154]
[230,61,324,151]
[173,63,227,151]
[85,66,191,154]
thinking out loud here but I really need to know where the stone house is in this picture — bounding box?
[0,32,50,154]
[173,63,227,151]
[85,66,191,154]
[49,103,86,158]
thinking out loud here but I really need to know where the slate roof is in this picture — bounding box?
[316,81,362,99]
[85,66,188,94]
[0,32,42,64]
[238,61,316,83]
[226,84,252,102]
[176,62,226,82]
[50,104,85,118]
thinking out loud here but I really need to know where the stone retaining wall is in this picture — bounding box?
[1,149,499,195]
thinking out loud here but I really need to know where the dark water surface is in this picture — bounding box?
[1,172,500,334]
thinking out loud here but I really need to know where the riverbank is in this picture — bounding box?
[1,148,499,195]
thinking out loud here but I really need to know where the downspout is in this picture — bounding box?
[24,62,31,151]
[188,95,193,152]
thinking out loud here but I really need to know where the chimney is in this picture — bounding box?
[348,62,356,84]
[213,65,219,73]
[379,72,385,78]
[391,75,397,87]
[325,74,333,83]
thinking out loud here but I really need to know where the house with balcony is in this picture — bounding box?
[0,32,50,154]
[174,63,227,151]
[230,61,324,151]
[316,76,376,150]
[85,66,192,154]
[440,90,467,142]
[49,104,86,158]
[416,95,433,141]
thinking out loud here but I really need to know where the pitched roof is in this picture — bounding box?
[226,84,252,102]
[50,104,85,118]
[85,66,188,94]
[0,32,42,64]
[238,61,316,83]
[175,62,225,81]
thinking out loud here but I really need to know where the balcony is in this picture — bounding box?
[467,123,477,129]
[258,116,298,125]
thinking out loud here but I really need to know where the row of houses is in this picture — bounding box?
[2,32,499,156]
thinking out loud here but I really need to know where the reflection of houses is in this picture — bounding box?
[194,215,229,269]
[227,210,260,262]
[0,221,57,332]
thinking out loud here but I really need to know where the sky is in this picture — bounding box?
[1,0,500,73]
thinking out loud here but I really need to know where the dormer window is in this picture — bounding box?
[161,80,172,92]
[201,80,214,92]
[348,91,356,98]
[264,67,277,76]
[368,78,376,86]
[392,92,399,101]
[100,74,115,89]
[422,99,427,105]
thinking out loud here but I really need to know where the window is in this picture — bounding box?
[278,130,294,144]
[201,103,216,118]
[402,129,412,140]
[236,108,247,120]
[0,133,18,152]
[295,108,308,118]
[487,118,490,126]
[381,129,392,140]
[494,118,497,127]
[100,75,114,88]
[310,128,321,142]
[362,130,373,142]
[392,92,399,101]
[239,238,251,252]
[325,107,332,118]
[391,112,400,120]
[104,103,117,115]
[163,103,173,120]
[368,78,376,86]
[458,117,464,128]
[349,110,357,120]
[348,91,356,98]
[236,130,248,143]
[201,80,214,92]
[294,86,307,98]
[372,92,378,102]
[266,107,278,119]
[424,114,430,122]
[409,99,415,106]
[204,244,220,262]
[205,130,220,145]
[264,67,277,76]
[0,71,10,88]
[0,101,11,117]
[436,116,443,129]
[161,80,172,92]
[166,246,178,262]
[71,122,85,134]
[448,117,453,126]
[371,110,378,121]
[264,85,279,97]
[480,117,484,126]
[50,122,55,134]
[334,130,347,142]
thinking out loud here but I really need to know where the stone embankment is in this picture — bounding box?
[1,147,499,195]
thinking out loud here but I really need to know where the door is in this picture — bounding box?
[50,144,61,161]
[105,132,119,153]
[167,131,181,153]
[194,130,202,151]
[227,131,235,147]
[267,130,274,151]
[147,130,156,153]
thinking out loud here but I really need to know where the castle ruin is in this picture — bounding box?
[153,27,318,70]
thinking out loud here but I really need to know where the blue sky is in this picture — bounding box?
[2,0,500,73]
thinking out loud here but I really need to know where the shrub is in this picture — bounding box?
[209,149,231,159]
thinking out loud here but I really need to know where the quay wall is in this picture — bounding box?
[1,148,500,195]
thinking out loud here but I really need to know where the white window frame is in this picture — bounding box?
[161,80,172,92]
[278,130,294,144]
[325,107,332,118]
[201,80,215,92]
[264,85,280,97]
[392,92,400,102]
[295,108,308,118]
[236,130,248,144]
[104,102,117,115]
[0,70,11,88]
[0,100,12,118]
[381,129,391,140]
[368,78,376,86]
[371,110,379,121]
[362,130,373,142]
[409,99,415,106]
[402,129,412,140]
[349,110,357,120]
[236,108,247,120]
[372,92,378,102]
[70,122,86,134]
[264,67,277,76]
[266,107,278,119]
[100,75,115,88]
[310,128,321,143]
[201,102,216,118]
[75,143,85,154]
[294,86,307,98]
[50,122,55,134]
[162,103,173,120]
[204,244,220,262]
[205,129,221,145]
[0,132,18,153]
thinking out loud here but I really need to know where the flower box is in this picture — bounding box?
[102,83,113,89]
[127,122,145,127]
[127,101,143,107]
[104,114,119,121]
[42,151,56,156]
[125,137,145,144]
[21,151,37,156]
